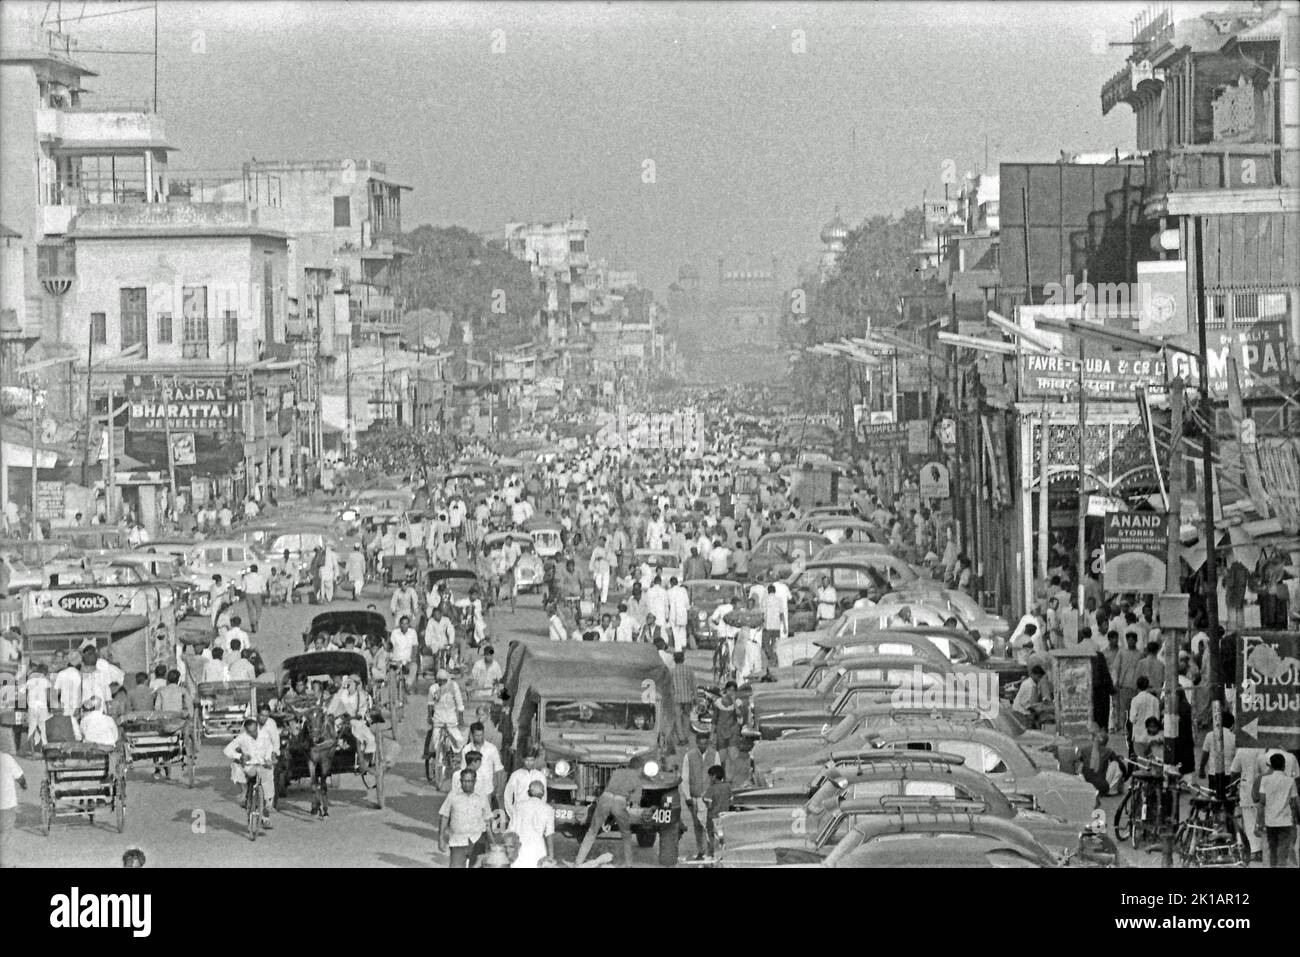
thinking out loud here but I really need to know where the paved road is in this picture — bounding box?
[5,588,709,868]
[8,585,1195,868]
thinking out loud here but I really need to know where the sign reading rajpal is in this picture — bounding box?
[129,380,240,433]
[1102,512,1168,593]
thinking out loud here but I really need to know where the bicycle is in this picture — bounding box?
[385,664,409,723]
[1174,780,1248,867]
[1112,756,1176,850]
[239,760,270,842]
[423,722,460,789]
[712,637,733,685]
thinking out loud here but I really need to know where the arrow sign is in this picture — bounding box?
[1239,718,1299,740]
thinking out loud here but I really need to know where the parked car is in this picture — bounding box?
[887,582,1012,644]
[797,516,886,545]
[752,707,1076,783]
[749,653,953,722]
[747,532,830,583]
[850,721,1098,823]
[715,755,1105,867]
[816,815,1064,868]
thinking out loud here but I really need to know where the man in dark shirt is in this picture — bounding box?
[573,754,647,867]
[712,681,749,786]
[682,547,708,583]
[126,672,156,712]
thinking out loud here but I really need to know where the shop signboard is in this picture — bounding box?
[1019,352,1167,400]
[1102,511,1168,593]
[128,378,242,433]
[1235,631,1300,750]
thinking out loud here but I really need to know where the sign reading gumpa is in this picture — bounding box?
[129,380,240,433]
[1235,631,1300,749]
[1102,512,1168,594]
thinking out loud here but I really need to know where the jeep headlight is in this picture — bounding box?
[643,760,660,778]
[553,759,571,778]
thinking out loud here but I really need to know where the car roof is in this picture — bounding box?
[280,650,369,682]
[868,721,1013,744]
[825,815,1055,866]
[828,653,950,671]
[760,531,828,542]
[685,579,743,589]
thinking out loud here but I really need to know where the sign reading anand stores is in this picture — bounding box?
[1102,511,1168,594]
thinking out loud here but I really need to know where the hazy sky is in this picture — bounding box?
[37,1,1222,294]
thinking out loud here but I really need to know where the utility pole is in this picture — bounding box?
[1076,284,1089,617]
[1161,376,1185,868]
[162,376,179,526]
[29,375,39,541]
[1191,216,1223,703]
[81,334,93,487]
[106,380,116,524]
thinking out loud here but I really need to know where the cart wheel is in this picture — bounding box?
[247,803,261,842]
[39,781,53,836]
[374,738,385,809]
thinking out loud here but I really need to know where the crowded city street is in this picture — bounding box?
[1,1,1298,887]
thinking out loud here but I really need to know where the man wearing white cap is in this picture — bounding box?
[79,699,119,748]
[428,670,465,750]
[78,644,122,714]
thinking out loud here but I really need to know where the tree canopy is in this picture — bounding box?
[398,225,541,356]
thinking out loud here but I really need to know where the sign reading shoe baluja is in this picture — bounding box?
[1102,512,1168,593]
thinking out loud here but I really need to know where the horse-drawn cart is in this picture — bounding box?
[272,651,388,814]
[120,710,199,787]
[39,742,126,835]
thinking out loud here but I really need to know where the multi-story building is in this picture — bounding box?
[504,218,590,341]
[0,7,302,524]
[0,4,170,354]
[1101,0,1300,576]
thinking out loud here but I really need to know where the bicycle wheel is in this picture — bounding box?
[247,780,262,841]
[423,728,435,784]
[1112,788,1135,843]
[1174,823,1197,866]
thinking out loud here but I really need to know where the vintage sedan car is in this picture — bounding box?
[817,815,1064,868]
[633,549,683,588]
[684,579,746,650]
[753,676,954,740]
[752,706,1075,782]
[773,628,955,690]
[783,558,894,617]
[527,521,564,560]
[715,757,1107,867]
[750,653,952,717]
[483,531,545,592]
[842,721,1098,824]
[797,516,886,545]
[888,582,1012,644]
[747,532,830,583]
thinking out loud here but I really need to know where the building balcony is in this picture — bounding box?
[36,106,169,149]
[68,201,279,236]
[1143,145,1300,213]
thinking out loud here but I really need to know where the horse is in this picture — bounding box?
[300,706,339,817]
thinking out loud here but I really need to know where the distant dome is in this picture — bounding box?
[820,209,849,245]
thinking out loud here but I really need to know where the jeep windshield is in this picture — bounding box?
[544,700,657,731]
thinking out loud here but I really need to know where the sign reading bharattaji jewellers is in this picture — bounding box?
[128,379,241,433]
[1019,352,1167,400]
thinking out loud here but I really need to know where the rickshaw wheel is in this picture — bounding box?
[374,737,386,808]
[115,793,126,833]
[39,782,53,836]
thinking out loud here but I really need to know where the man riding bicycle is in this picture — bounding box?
[424,606,456,673]
[224,717,274,826]
[389,615,419,693]
[428,669,466,751]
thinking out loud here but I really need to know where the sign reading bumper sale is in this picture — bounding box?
[1102,512,1168,593]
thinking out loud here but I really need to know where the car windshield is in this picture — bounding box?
[544,700,656,731]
